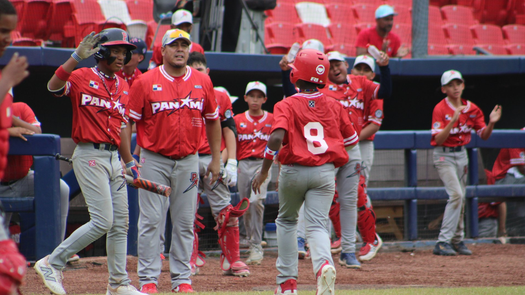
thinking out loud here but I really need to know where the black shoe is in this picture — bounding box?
[452,241,472,255]
[433,242,457,256]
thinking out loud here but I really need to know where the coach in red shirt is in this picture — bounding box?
[355,4,409,58]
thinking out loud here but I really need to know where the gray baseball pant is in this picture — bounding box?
[276,163,335,284]
[198,154,230,217]
[336,145,361,253]
[359,140,374,187]
[137,149,197,289]
[434,147,469,244]
[49,143,131,287]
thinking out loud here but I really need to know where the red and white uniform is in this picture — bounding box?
[198,89,233,154]
[149,43,205,69]
[363,98,384,141]
[234,111,273,160]
[320,75,379,136]
[116,68,142,87]
[272,92,358,168]
[431,98,487,147]
[1,103,40,182]
[355,27,402,57]
[0,74,12,180]
[128,65,218,158]
[491,148,525,181]
[56,67,130,145]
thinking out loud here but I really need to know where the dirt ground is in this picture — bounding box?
[22,243,525,294]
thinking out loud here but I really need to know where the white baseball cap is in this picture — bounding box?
[214,86,239,104]
[245,81,267,96]
[326,51,346,62]
[375,4,397,19]
[441,70,464,86]
[353,55,376,73]
[302,39,324,53]
[172,9,193,26]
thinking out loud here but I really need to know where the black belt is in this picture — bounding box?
[245,157,261,160]
[442,146,464,152]
[94,143,118,151]
[163,153,192,160]
[199,153,211,156]
[0,180,17,186]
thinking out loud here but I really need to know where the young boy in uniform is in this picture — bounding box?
[234,81,274,265]
[252,49,359,295]
[116,37,147,87]
[432,70,501,256]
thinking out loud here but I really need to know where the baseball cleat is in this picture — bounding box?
[338,252,361,269]
[452,241,472,255]
[172,283,194,293]
[330,237,342,254]
[67,254,80,263]
[140,283,158,294]
[359,242,379,261]
[298,237,306,259]
[106,284,147,295]
[34,255,66,295]
[261,240,268,247]
[246,244,264,265]
[190,263,200,276]
[433,242,457,256]
[275,279,298,294]
[316,261,336,295]
[224,261,250,277]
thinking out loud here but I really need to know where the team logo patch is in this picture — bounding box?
[308,100,315,108]
[225,110,232,118]
[470,114,476,118]
[183,172,199,193]
[445,114,451,121]
[346,162,362,178]
[265,124,272,127]
[433,122,441,129]
[316,64,325,75]
[141,158,145,163]
[153,84,162,91]
[520,151,525,159]
[195,85,202,89]
[374,109,383,118]
[88,160,96,167]
[123,91,128,95]
[329,85,337,91]
[89,80,99,89]
[357,88,362,92]
[117,179,126,191]
[240,122,246,128]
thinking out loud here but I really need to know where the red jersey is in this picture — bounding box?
[355,26,401,57]
[272,91,358,168]
[320,74,378,136]
[2,102,40,182]
[149,42,205,68]
[0,77,13,180]
[116,68,143,87]
[128,65,218,158]
[198,89,233,154]
[478,202,501,218]
[234,111,274,160]
[363,98,384,141]
[431,98,486,147]
[491,148,525,180]
[57,67,130,146]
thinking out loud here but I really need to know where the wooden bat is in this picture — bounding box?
[124,175,171,197]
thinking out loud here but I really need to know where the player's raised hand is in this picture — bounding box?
[251,170,268,195]
[8,127,34,141]
[75,32,101,60]
[376,51,389,67]
[279,55,292,71]
[489,105,502,123]
[452,105,467,123]
[1,52,29,88]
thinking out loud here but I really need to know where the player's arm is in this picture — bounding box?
[359,123,380,141]
[279,56,298,97]
[48,32,100,91]
[119,121,134,164]
[0,53,29,105]
[376,52,391,99]
[12,116,41,134]
[205,118,222,184]
[434,106,466,146]
[252,128,285,194]
[480,105,502,140]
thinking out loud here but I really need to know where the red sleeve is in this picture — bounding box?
[431,103,444,144]
[128,76,146,121]
[13,103,39,126]
[271,101,290,133]
[355,29,369,48]
[202,76,218,120]
[218,91,233,121]
[472,106,487,135]
[338,103,359,147]
[151,45,162,66]
[362,77,379,100]
[508,148,525,166]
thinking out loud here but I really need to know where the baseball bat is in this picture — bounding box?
[124,175,171,197]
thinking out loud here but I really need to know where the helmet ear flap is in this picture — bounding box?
[124,50,132,65]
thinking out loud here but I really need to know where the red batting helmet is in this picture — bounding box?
[289,48,329,85]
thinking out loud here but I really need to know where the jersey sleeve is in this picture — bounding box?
[431,104,444,136]
[271,101,290,133]
[338,103,359,147]
[367,98,383,126]
[362,77,379,100]
[219,91,233,122]
[202,77,219,120]
[472,105,487,136]
[508,148,525,166]
[17,103,40,126]
[128,77,146,121]
[355,29,369,48]
[55,69,83,98]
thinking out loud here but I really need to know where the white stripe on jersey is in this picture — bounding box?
[344,132,359,146]
[205,108,219,120]
[130,109,142,120]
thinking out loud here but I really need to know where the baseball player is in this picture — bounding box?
[122,29,221,293]
[34,28,145,295]
[116,37,147,87]
[234,81,274,265]
[432,70,501,256]
[252,49,358,295]
[148,9,204,70]
[0,1,30,294]
[186,52,250,278]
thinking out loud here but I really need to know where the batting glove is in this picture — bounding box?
[74,32,101,60]
[125,161,140,180]
[224,159,238,187]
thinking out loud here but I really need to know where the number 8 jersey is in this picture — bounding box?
[272,91,358,167]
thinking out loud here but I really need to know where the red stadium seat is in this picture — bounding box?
[10,0,25,32]
[506,44,525,55]
[441,5,478,26]
[70,0,125,46]
[126,0,154,23]
[508,0,525,24]
[354,22,375,34]
[331,43,356,56]
[474,44,508,55]
[265,2,300,25]
[443,23,475,46]
[265,22,296,54]
[327,0,356,4]
[447,44,475,55]
[328,23,357,45]
[470,24,505,46]
[10,31,43,47]
[502,25,525,45]
[391,23,411,45]
[428,44,449,55]
[296,0,324,4]
[47,0,76,47]
[17,0,51,40]
[294,23,333,51]
[146,20,170,49]
[428,5,444,26]
[389,5,411,24]
[352,3,377,24]
[428,23,447,44]
[429,0,453,7]
[325,4,357,24]
[384,0,412,7]
[471,0,511,27]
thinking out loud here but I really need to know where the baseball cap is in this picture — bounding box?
[162,29,191,47]
[302,39,324,53]
[353,55,376,73]
[375,4,397,19]
[172,9,193,26]
[326,51,346,62]
[129,37,147,56]
[214,86,239,104]
[441,70,464,86]
[245,81,267,97]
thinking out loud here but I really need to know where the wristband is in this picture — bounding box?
[263,146,278,160]
[55,65,71,81]
[125,161,135,168]
[71,52,83,62]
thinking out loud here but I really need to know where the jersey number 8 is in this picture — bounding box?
[304,122,328,155]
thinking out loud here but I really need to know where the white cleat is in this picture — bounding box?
[34,255,66,295]
[106,284,147,295]
[316,262,336,295]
